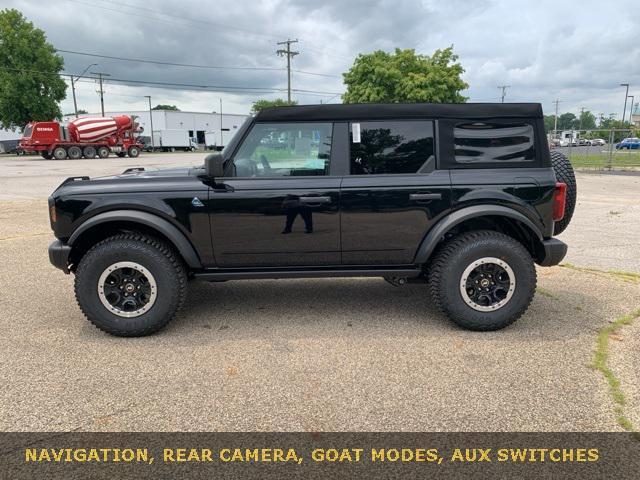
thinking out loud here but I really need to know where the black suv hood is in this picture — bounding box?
[51,165,207,196]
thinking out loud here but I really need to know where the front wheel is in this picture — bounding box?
[74,234,187,336]
[428,231,536,331]
[128,146,140,158]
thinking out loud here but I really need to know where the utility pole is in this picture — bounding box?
[91,71,111,116]
[219,98,223,148]
[497,85,510,103]
[276,39,299,103]
[620,83,629,124]
[69,63,97,117]
[552,99,561,132]
[579,107,585,130]
[627,96,635,125]
[144,95,154,150]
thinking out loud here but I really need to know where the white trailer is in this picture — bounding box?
[205,130,236,151]
[151,129,198,152]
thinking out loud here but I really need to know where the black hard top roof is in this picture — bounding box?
[255,102,543,122]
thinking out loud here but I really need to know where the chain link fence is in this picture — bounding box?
[549,129,640,169]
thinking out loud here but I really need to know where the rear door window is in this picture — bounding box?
[454,122,535,164]
[349,120,435,174]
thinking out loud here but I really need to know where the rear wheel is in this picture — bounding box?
[428,231,536,331]
[128,146,140,158]
[550,150,576,235]
[74,234,187,337]
[68,146,82,159]
[53,147,67,160]
[83,146,96,158]
[97,146,110,158]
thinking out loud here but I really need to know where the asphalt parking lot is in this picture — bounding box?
[0,153,638,432]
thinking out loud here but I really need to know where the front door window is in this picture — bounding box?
[232,122,332,177]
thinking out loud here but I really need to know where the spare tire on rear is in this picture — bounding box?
[550,150,576,235]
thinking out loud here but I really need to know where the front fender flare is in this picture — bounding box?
[414,205,543,264]
[68,210,202,269]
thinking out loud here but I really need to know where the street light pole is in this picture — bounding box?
[219,98,223,148]
[144,95,154,151]
[627,96,635,126]
[620,83,629,124]
[70,63,97,117]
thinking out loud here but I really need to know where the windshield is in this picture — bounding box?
[22,125,33,138]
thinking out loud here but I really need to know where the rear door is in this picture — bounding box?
[340,119,452,265]
[208,121,342,267]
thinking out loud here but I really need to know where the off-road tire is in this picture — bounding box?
[74,234,187,337]
[428,230,536,331]
[550,150,576,235]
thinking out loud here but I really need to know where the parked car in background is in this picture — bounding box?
[589,138,606,146]
[577,138,590,146]
[615,138,640,150]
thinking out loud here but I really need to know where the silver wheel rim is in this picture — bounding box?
[98,262,157,317]
[459,257,516,312]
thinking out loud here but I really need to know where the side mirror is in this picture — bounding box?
[204,152,225,178]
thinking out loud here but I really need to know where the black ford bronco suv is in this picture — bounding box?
[48,103,576,336]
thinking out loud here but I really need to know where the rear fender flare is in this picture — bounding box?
[414,205,543,264]
[68,210,202,268]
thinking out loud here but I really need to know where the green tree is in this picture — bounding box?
[342,47,468,104]
[543,115,556,133]
[250,98,297,113]
[578,110,596,130]
[557,112,577,130]
[152,104,180,110]
[63,108,87,116]
[0,9,66,128]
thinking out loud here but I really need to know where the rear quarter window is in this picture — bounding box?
[454,122,535,164]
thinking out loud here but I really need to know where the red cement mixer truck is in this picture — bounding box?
[19,115,143,159]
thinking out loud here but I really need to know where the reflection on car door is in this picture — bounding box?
[208,122,341,267]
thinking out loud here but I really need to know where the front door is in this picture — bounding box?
[340,119,452,265]
[208,121,341,267]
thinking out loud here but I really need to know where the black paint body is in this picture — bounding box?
[48,103,564,274]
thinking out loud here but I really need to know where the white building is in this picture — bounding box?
[62,109,250,145]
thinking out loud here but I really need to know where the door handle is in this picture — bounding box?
[299,196,331,204]
[410,193,442,201]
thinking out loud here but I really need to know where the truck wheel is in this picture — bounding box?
[428,230,536,331]
[53,147,67,160]
[550,150,577,235]
[128,146,140,158]
[97,146,110,158]
[83,146,96,158]
[67,146,82,159]
[74,234,187,337]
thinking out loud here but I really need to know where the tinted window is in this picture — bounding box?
[233,122,332,177]
[350,120,434,174]
[454,122,535,163]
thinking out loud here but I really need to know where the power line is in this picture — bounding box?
[0,66,342,96]
[57,49,283,72]
[56,48,343,78]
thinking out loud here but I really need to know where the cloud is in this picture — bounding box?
[5,0,639,118]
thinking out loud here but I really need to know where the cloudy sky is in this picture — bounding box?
[5,0,640,118]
